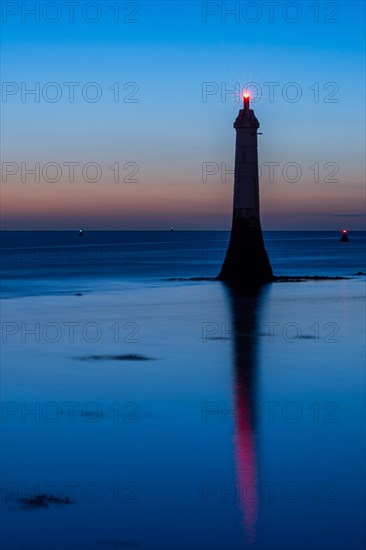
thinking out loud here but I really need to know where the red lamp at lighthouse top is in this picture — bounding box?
[243,91,250,110]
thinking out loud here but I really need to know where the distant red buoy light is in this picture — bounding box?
[340,229,349,242]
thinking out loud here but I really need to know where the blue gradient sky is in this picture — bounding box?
[1,0,365,229]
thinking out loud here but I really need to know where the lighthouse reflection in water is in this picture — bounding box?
[226,286,264,545]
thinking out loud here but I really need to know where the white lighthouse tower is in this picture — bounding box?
[218,93,273,285]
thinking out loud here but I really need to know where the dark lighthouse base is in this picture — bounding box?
[218,218,274,286]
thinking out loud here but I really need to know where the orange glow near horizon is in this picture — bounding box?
[2,174,365,230]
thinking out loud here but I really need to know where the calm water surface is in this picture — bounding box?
[1,232,365,549]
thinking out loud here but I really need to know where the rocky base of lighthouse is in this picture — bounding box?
[218,216,274,286]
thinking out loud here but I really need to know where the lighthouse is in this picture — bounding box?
[218,93,273,285]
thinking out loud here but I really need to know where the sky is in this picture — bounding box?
[1,0,365,230]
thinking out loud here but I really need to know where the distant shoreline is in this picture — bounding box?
[165,275,352,283]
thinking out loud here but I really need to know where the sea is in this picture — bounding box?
[0,231,365,550]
